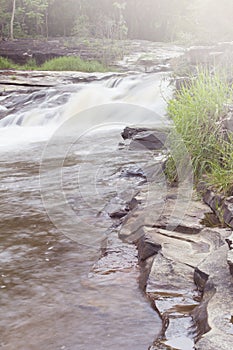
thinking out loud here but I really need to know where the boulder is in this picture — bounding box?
[130,130,167,150]
[121,126,168,151]
[121,126,149,140]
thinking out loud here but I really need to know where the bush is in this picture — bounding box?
[166,69,233,195]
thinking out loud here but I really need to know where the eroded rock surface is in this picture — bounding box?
[203,189,233,276]
[118,177,232,349]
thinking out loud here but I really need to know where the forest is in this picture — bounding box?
[1,0,233,43]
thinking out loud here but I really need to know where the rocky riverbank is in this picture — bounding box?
[1,39,233,349]
[107,126,233,350]
[0,38,184,71]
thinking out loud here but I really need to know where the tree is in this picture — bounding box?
[10,0,16,40]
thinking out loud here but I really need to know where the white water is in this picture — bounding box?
[0,72,172,149]
[0,71,173,350]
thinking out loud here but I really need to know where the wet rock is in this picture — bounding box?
[195,246,233,350]
[120,166,146,179]
[0,105,8,119]
[130,130,167,151]
[121,184,232,350]
[93,233,138,275]
[121,126,168,151]
[121,126,149,140]
[227,250,233,276]
[226,232,233,249]
[105,196,139,220]
[137,234,161,262]
[226,232,233,276]
[194,268,209,294]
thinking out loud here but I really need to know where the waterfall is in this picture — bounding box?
[0,72,172,147]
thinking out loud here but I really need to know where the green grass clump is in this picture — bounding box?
[22,58,37,70]
[166,69,233,195]
[0,56,18,69]
[39,56,108,72]
[0,55,109,72]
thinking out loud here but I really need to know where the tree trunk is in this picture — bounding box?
[10,0,16,40]
[45,9,49,39]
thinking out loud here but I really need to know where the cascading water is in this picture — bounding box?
[0,72,171,147]
[0,71,173,350]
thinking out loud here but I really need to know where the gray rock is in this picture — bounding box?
[137,234,161,262]
[130,130,167,150]
[121,126,149,140]
[128,186,232,350]
[195,246,233,350]
[121,126,169,151]
[227,250,233,276]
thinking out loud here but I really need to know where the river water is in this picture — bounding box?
[0,71,173,349]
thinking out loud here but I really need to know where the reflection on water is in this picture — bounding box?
[0,131,161,349]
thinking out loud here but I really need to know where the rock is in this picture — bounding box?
[226,232,233,249]
[105,196,138,220]
[120,166,146,179]
[0,105,7,112]
[0,105,8,119]
[130,130,167,150]
[121,126,168,151]
[226,232,233,276]
[186,46,224,65]
[204,190,233,229]
[121,126,149,140]
[195,246,233,350]
[121,184,232,350]
[137,233,161,261]
[222,197,233,227]
[0,38,123,65]
[203,189,223,213]
[227,250,233,276]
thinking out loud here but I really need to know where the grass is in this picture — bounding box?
[39,56,108,72]
[166,68,233,196]
[0,56,109,72]
[0,56,18,69]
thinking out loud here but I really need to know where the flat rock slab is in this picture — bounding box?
[195,246,233,350]
[125,186,232,349]
[0,70,123,89]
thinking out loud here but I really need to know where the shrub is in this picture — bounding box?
[166,69,233,195]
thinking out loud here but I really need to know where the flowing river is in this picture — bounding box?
[0,68,176,350]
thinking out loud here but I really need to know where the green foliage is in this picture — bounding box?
[22,58,38,70]
[0,56,18,69]
[39,56,108,72]
[1,0,233,42]
[206,136,233,195]
[166,69,233,195]
[0,55,109,72]
[72,14,91,38]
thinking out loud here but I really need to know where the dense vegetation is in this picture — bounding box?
[0,55,108,71]
[166,70,233,195]
[1,0,233,43]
